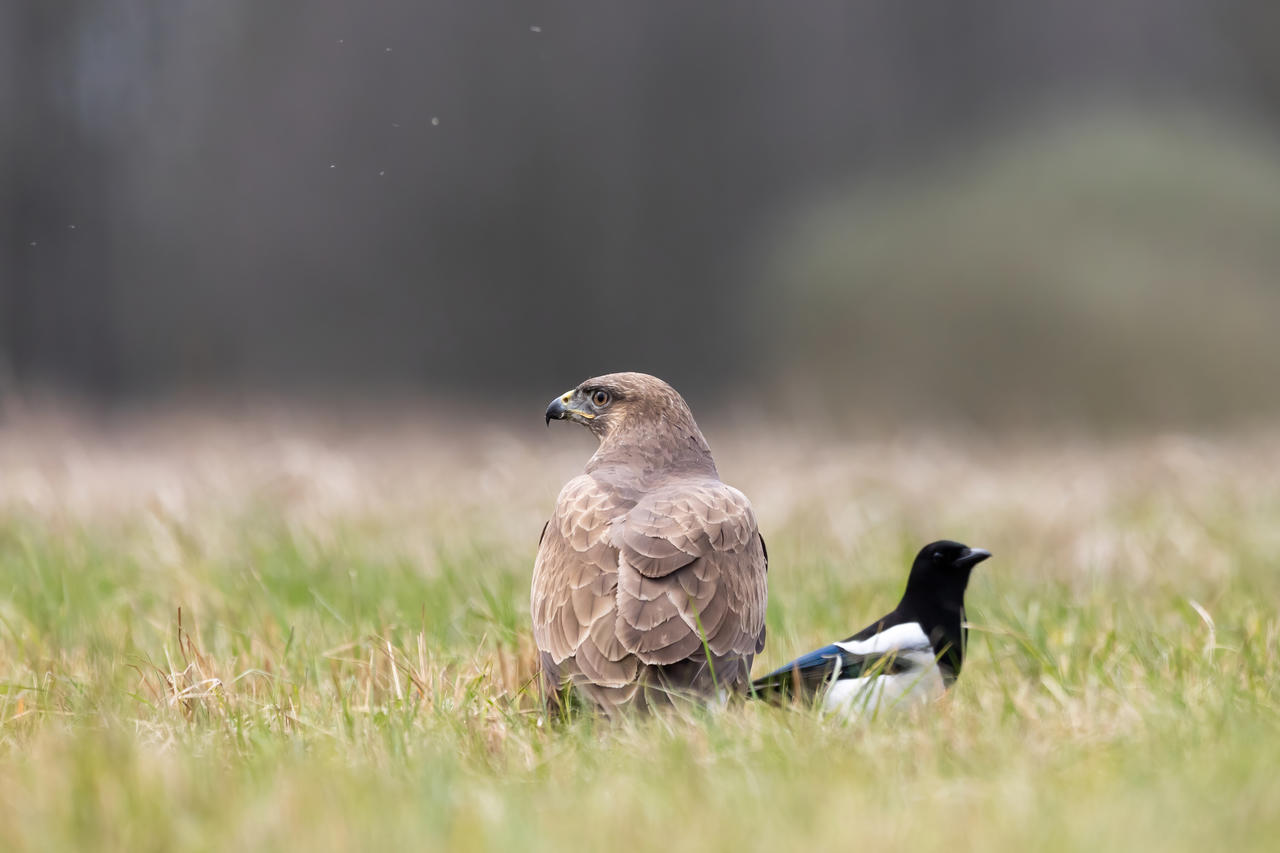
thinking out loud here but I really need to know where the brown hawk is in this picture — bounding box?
[532,372,768,714]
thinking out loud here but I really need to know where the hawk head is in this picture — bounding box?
[545,372,696,442]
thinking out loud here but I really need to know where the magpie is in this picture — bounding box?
[750,540,990,719]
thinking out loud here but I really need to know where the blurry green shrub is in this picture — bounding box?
[763,111,1280,428]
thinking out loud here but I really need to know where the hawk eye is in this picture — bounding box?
[591,390,611,408]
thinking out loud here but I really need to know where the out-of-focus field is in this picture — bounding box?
[1,408,1278,852]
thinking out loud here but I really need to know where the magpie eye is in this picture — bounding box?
[591,390,611,407]
[932,551,944,561]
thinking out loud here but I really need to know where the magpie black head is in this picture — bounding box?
[915,539,991,573]
[903,540,990,610]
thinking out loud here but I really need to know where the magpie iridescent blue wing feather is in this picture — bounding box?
[750,642,911,701]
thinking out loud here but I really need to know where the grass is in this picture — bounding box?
[1,409,1278,851]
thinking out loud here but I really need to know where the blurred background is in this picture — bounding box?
[5,1,1280,429]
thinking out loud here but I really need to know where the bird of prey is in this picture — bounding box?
[532,372,768,714]
[751,540,989,719]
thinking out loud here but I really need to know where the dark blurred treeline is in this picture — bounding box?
[4,1,1280,418]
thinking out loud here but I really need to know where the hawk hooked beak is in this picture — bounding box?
[545,390,596,425]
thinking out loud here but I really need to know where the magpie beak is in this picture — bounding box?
[954,547,991,570]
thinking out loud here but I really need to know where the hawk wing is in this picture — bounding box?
[531,475,636,689]
[612,479,768,688]
[532,475,768,701]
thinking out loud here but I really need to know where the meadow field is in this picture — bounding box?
[1,407,1277,852]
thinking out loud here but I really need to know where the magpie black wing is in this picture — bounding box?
[750,643,910,703]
